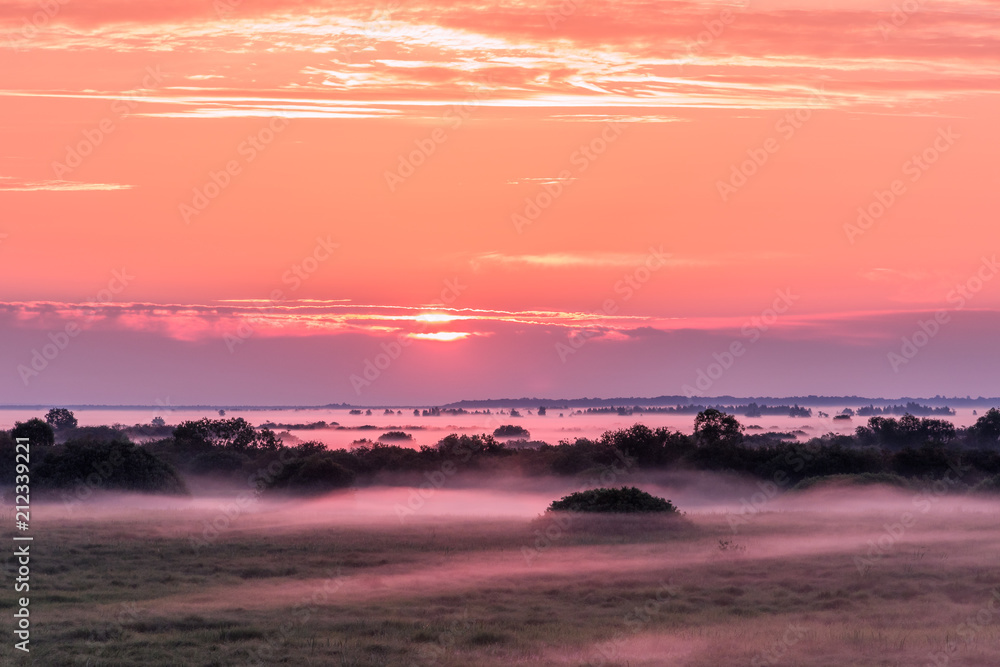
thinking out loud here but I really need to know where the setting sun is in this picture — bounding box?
[414,313,461,323]
[407,331,471,342]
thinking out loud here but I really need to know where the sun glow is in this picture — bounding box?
[408,332,471,341]
[414,313,460,323]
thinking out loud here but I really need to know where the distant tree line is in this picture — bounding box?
[4,408,1000,499]
[855,402,955,416]
[580,403,814,417]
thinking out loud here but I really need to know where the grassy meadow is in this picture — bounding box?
[5,489,1000,666]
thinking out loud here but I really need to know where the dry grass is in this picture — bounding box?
[5,495,1000,666]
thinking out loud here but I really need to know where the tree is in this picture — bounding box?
[856,414,956,449]
[12,418,55,446]
[537,406,547,416]
[173,418,280,452]
[693,409,744,448]
[264,453,355,495]
[493,425,530,439]
[968,408,1000,446]
[151,417,166,427]
[34,438,186,495]
[598,424,694,466]
[45,408,78,430]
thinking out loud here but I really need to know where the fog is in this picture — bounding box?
[2,404,988,450]
[30,471,1000,665]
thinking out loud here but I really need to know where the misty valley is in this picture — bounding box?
[3,404,1000,665]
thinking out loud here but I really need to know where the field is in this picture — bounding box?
[6,484,1000,666]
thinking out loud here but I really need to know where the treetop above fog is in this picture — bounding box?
[548,487,679,514]
[173,417,280,451]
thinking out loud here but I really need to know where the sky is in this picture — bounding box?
[1,0,999,405]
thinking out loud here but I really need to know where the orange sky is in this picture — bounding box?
[2,0,999,404]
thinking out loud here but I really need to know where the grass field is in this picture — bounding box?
[5,487,1000,666]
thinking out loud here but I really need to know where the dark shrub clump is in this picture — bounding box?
[548,486,678,514]
[34,439,187,495]
[264,453,356,495]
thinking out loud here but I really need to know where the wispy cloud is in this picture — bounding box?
[471,251,705,269]
[0,177,134,192]
[5,299,979,348]
[3,1,999,120]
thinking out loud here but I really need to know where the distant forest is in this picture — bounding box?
[3,407,1000,500]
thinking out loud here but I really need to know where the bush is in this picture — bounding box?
[264,453,355,495]
[186,450,249,476]
[599,424,693,466]
[45,408,78,430]
[59,425,126,444]
[34,439,187,495]
[493,425,530,439]
[11,418,55,447]
[173,418,280,452]
[378,431,413,442]
[548,486,678,514]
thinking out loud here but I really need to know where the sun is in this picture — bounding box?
[408,332,471,341]
[414,313,458,323]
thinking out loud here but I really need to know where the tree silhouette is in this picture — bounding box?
[693,409,744,448]
[12,418,55,446]
[45,408,78,430]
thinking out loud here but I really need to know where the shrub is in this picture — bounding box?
[33,439,187,495]
[11,418,55,447]
[45,408,78,430]
[378,431,413,442]
[264,453,355,495]
[493,425,530,439]
[173,418,280,452]
[186,449,249,475]
[548,486,678,514]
